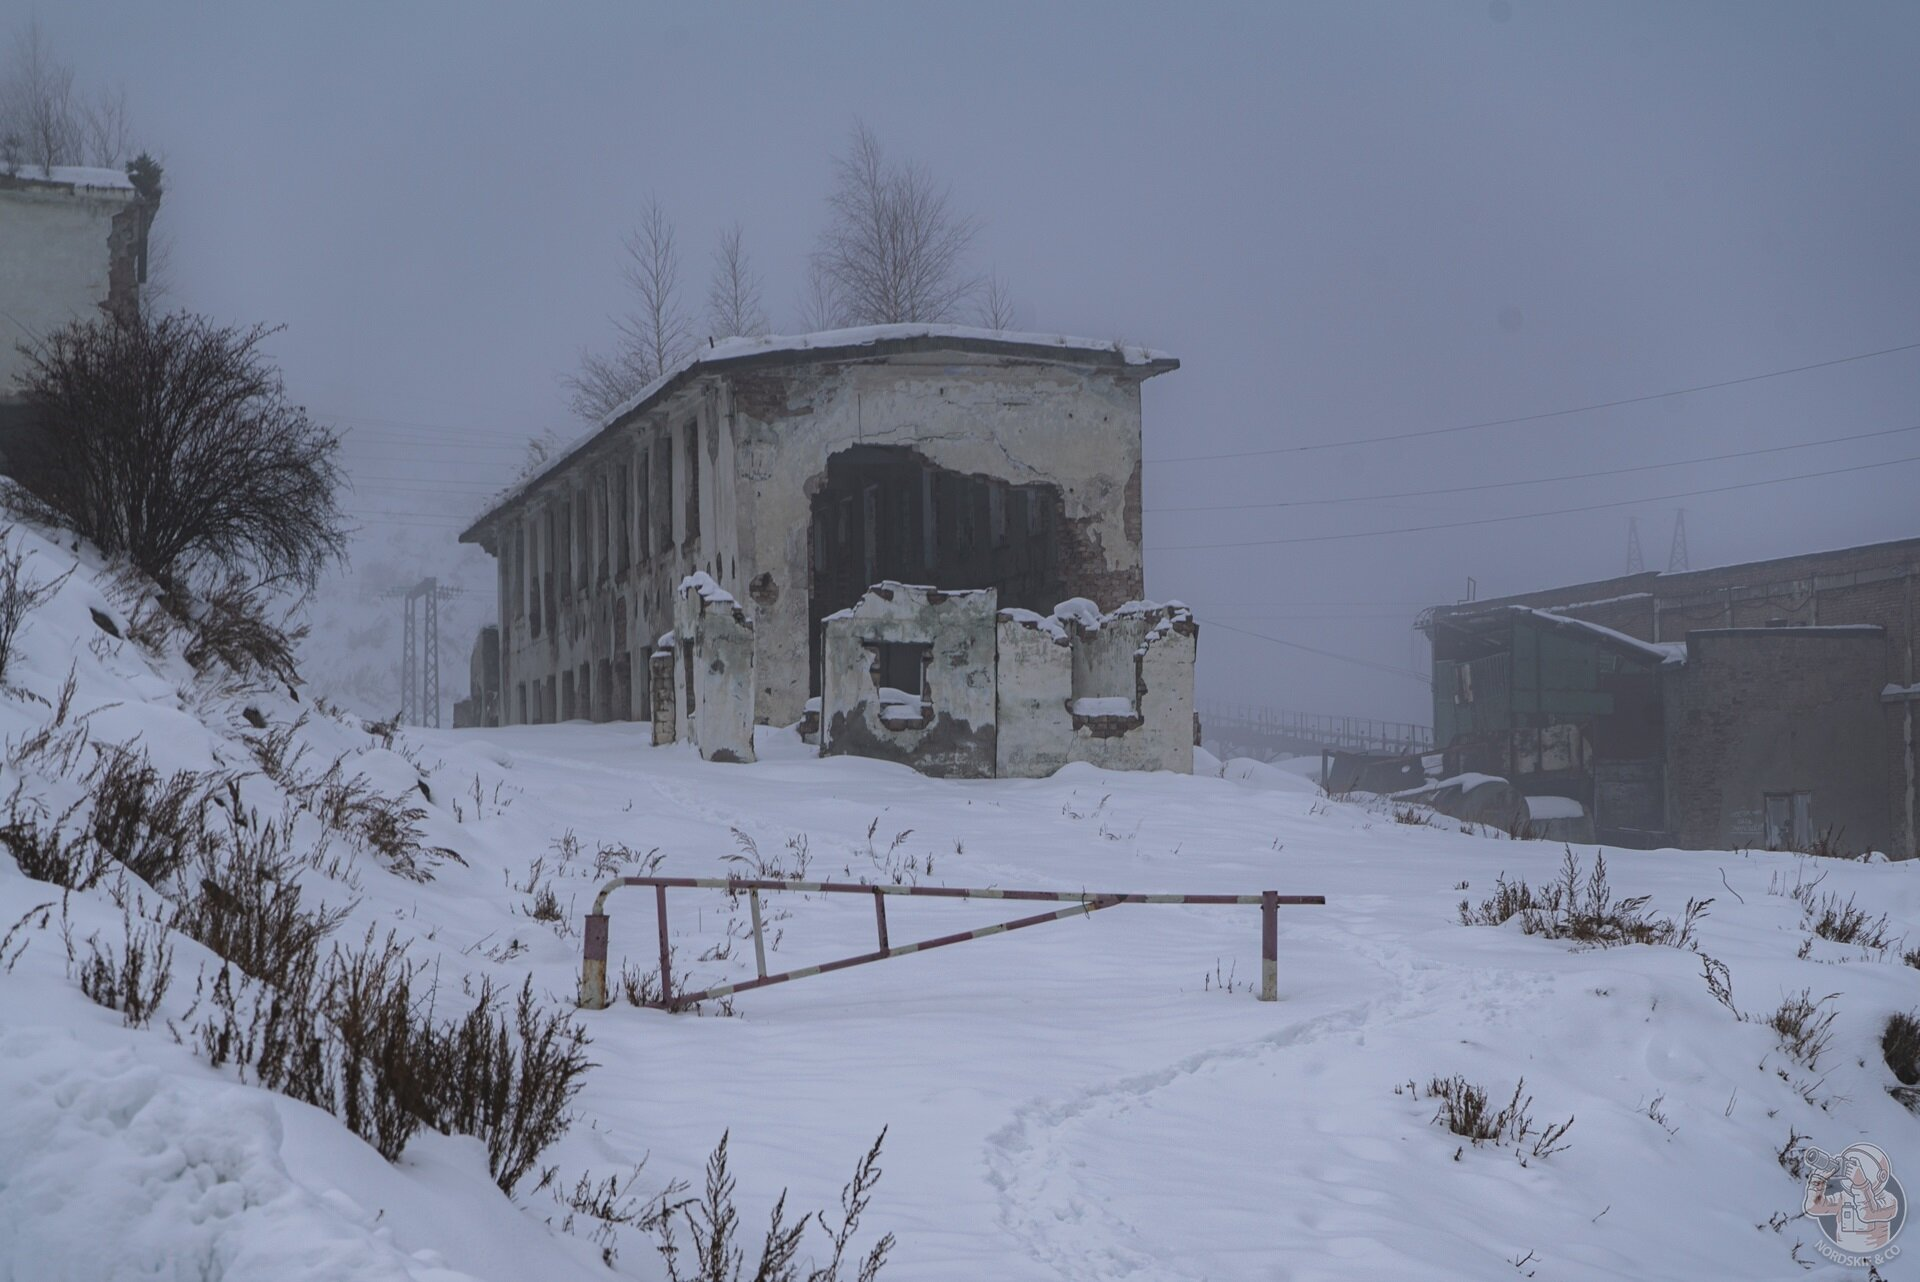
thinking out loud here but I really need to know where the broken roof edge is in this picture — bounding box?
[0,163,138,193]
[459,324,1179,544]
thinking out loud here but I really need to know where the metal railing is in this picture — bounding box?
[578,876,1326,1011]
[1200,702,1433,754]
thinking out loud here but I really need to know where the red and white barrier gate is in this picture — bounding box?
[577,876,1326,1011]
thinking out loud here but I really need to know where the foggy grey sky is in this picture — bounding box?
[34,1,1920,721]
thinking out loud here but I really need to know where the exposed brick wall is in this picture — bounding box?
[1665,629,1891,854]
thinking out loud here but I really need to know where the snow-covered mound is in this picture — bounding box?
[3,518,1918,1280]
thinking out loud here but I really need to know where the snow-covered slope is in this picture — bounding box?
[2,520,1917,1280]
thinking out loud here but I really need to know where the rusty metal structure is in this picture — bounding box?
[578,875,1325,1011]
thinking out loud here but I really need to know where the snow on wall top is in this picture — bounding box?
[677,571,737,607]
[2,164,137,192]
[462,324,1179,542]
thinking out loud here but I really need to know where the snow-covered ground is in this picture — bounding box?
[3,522,1917,1280]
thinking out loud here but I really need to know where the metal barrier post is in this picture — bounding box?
[749,889,768,979]
[656,884,674,1011]
[1260,890,1278,1002]
[580,911,610,1009]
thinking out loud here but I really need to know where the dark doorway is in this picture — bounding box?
[807,445,1065,693]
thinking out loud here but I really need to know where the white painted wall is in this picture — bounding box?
[0,182,137,397]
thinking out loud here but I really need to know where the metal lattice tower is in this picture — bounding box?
[1668,509,1690,573]
[399,577,441,727]
[1626,516,1645,574]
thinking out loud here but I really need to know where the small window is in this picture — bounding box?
[868,642,930,698]
[1764,791,1811,851]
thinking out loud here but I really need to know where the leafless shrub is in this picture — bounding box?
[1904,946,1919,970]
[553,1162,682,1269]
[1421,1075,1574,1164]
[176,573,306,685]
[1391,803,1434,827]
[1803,892,1893,950]
[433,976,594,1195]
[1804,826,1859,860]
[0,540,69,684]
[11,311,344,595]
[1764,990,1839,1071]
[189,927,591,1191]
[78,908,173,1028]
[1766,861,1827,908]
[175,811,353,981]
[84,743,222,888]
[1458,849,1708,949]
[4,667,88,776]
[1883,1011,1920,1088]
[1777,1126,1813,1180]
[0,790,108,889]
[307,761,450,881]
[657,1129,894,1282]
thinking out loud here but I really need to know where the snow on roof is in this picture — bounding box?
[1511,607,1688,665]
[462,324,1178,540]
[3,163,136,192]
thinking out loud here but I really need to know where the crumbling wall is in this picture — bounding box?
[994,609,1075,778]
[730,357,1149,725]
[821,583,998,778]
[668,573,756,763]
[1063,601,1197,773]
[649,640,676,745]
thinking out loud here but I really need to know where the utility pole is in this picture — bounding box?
[389,577,461,728]
[1668,509,1690,573]
[1626,516,1646,574]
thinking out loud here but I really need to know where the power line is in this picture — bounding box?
[1146,422,1920,514]
[1147,338,1920,465]
[1148,451,1920,553]
[1205,619,1430,684]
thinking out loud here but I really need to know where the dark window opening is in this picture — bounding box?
[868,641,930,698]
[655,435,674,551]
[616,462,631,573]
[684,419,701,546]
[806,445,1065,695]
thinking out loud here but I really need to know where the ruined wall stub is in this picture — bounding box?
[821,583,998,778]
[1065,602,1197,774]
[995,600,1197,776]
[649,643,676,745]
[994,609,1076,778]
[670,573,756,763]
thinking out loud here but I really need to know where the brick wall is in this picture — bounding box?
[1665,629,1892,854]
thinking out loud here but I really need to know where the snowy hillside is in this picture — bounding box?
[3,520,1918,1281]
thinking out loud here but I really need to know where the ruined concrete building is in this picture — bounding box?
[460,325,1182,755]
[1423,536,1920,857]
[0,163,157,452]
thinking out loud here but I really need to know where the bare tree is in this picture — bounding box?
[707,224,768,339]
[810,120,980,326]
[79,84,132,167]
[0,19,78,170]
[11,312,346,593]
[564,198,694,421]
[975,272,1019,331]
[798,257,850,332]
